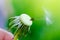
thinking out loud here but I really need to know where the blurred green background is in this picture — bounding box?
[9,0,60,40]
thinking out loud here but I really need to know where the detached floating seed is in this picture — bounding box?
[8,14,33,40]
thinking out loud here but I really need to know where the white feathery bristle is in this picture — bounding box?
[20,14,32,26]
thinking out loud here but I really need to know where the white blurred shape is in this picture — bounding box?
[42,7,52,25]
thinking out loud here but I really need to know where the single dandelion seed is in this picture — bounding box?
[8,14,33,40]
